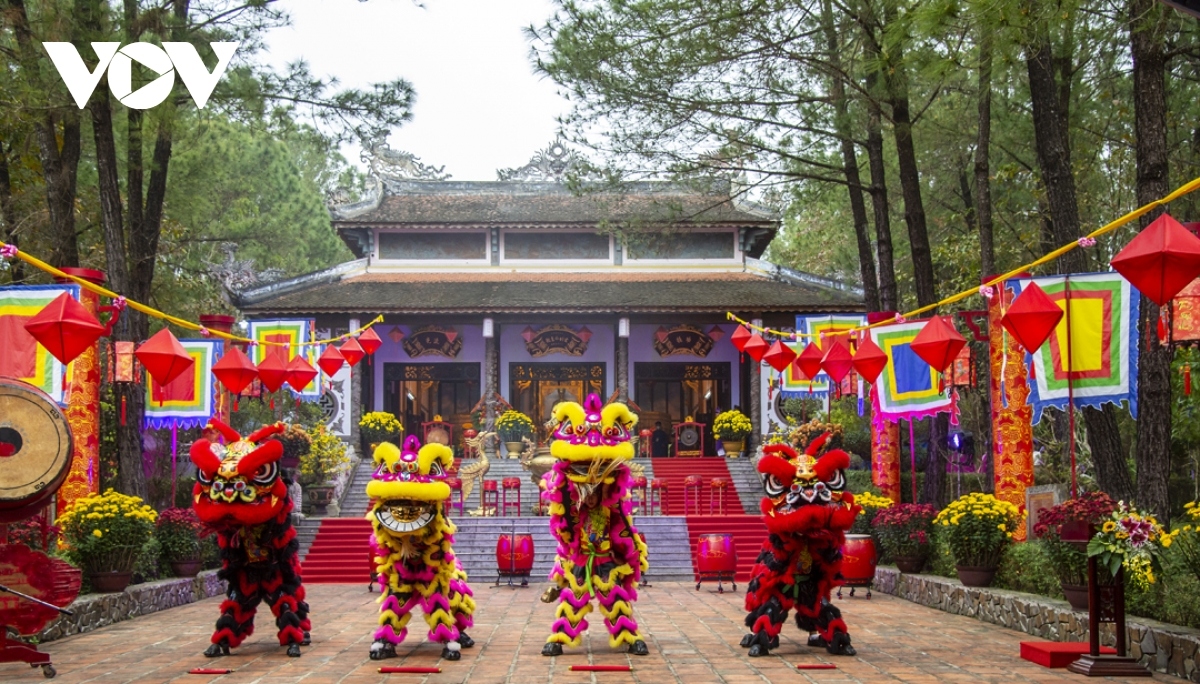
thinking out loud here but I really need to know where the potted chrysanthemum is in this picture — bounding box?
[58,489,157,593]
[1032,491,1117,610]
[156,508,210,577]
[496,410,535,458]
[874,503,938,573]
[713,409,752,457]
[933,493,1021,587]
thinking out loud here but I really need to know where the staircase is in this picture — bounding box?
[723,457,765,514]
[648,457,736,515]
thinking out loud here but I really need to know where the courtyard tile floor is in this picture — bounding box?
[3,582,1175,683]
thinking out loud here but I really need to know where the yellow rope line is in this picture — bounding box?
[729,175,1200,340]
[7,249,382,346]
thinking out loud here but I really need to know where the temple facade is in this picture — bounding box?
[235,140,862,453]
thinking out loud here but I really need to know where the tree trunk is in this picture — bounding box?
[975,29,995,279]
[865,72,897,312]
[1024,15,1133,502]
[1130,0,1171,522]
[0,140,24,282]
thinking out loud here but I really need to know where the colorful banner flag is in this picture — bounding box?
[144,339,219,429]
[0,285,79,404]
[1012,272,1139,423]
[868,320,954,419]
[248,319,320,400]
[780,315,867,398]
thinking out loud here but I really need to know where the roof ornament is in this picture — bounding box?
[361,134,451,184]
[496,135,589,182]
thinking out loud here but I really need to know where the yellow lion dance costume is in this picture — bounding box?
[541,393,650,657]
[367,436,476,661]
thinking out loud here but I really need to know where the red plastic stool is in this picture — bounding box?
[633,476,648,514]
[649,479,667,515]
[446,477,464,515]
[683,475,703,515]
[480,480,499,515]
[708,478,729,515]
[501,477,522,516]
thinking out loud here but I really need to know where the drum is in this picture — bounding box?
[0,379,73,523]
[695,534,736,575]
[841,534,878,585]
[496,533,535,576]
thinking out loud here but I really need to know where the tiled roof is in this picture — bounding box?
[239,271,861,315]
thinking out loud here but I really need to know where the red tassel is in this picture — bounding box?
[120,396,127,426]
[270,397,275,410]
[233,397,239,412]
[1186,365,1192,396]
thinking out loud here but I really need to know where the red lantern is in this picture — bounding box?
[852,336,888,384]
[655,326,669,343]
[358,328,383,356]
[1111,213,1200,306]
[1001,282,1064,353]
[23,292,106,365]
[286,355,318,392]
[388,326,406,343]
[212,347,257,395]
[795,342,824,380]
[135,328,194,387]
[820,337,854,383]
[257,352,290,393]
[910,316,966,373]
[730,325,752,352]
[340,337,365,367]
[763,340,797,372]
[743,333,770,363]
[317,345,345,377]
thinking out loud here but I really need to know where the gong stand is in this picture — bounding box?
[1064,526,1150,677]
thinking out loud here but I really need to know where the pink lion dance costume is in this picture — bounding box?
[367,436,476,661]
[189,419,311,658]
[541,394,650,657]
[741,434,860,657]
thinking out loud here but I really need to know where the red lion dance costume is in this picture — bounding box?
[741,434,859,657]
[190,419,311,658]
[541,394,649,657]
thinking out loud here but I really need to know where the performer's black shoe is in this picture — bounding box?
[286,644,302,657]
[459,632,475,648]
[441,645,461,660]
[369,640,396,660]
[542,642,563,656]
[630,640,649,656]
[748,644,770,657]
[203,643,229,658]
[739,633,755,648]
[302,631,312,646]
[826,631,856,656]
[808,634,827,648]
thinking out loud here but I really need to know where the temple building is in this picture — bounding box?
[235,140,862,452]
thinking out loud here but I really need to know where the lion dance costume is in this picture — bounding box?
[190,419,311,658]
[741,434,859,657]
[367,436,476,661]
[541,394,649,657]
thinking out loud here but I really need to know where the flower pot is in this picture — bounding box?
[894,555,926,574]
[721,439,744,458]
[169,559,203,578]
[505,441,524,459]
[89,570,133,593]
[955,565,998,587]
[307,485,336,515]
[1060,583,1090,611]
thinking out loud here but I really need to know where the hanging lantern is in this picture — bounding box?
[795,342,824,380]
[852,336,888,384]
[577,326,593,344]
[707,325,725,341]
[743,333,770,363]
[763,340,797,372]
[950,345,974,387]
[23,292,106,365]
[388,326,406,344]
[317,345,345,377]
[1000,282,1064,353]
[820,337,854,383]
[444,327,458,343]
[257,352,290,393]
[285,355,318,392]
[358,328,383,356]
[135,328,194,387]
[113,340,137,382]
[655,326,669,343]
[730,325,752,352]
[339,337,365,367]
[521,326,535,343]
[910,315,966,373]
[212,347,258,395]
[1111,212,1200,306]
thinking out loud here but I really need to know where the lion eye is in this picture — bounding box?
[252,462,278,485]
[826,470,845,491]
[763,474,786,498]
[197,470,213,486]
[429,462,444,477]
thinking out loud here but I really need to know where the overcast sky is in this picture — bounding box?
[262,0,570,180]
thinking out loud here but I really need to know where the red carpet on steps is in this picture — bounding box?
[648,457,740,516]
[302,518,372,583]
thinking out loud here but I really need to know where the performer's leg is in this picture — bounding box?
[370,587,416,660]
[419,576,472,661]
[206,579,260,657]
[594,567,648,655]
[743,592,789,657]
[542,572,592,656]
[449,566,477,649]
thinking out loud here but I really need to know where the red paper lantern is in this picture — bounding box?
[820,337,854,383]
[358,328,383,356]
[763,340,797,372]
[317,345,345,377]
[285,355,318,392]
[211,347,257,395]
[852,336,888,384]
[743,333,770,363]
[910,316,966,373]
[388,326,406,343]
[1111,213,1200,306]
[1000,282,1064,353]
[257,352,290,393]
[730,325,752,352]
[796,342,824,380]
[340,337,365,367]
[23,292,106,365]
[136,328,195,387]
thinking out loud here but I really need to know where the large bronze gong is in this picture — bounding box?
[0,378,73,523]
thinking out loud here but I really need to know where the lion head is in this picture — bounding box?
[757,433,858,536]
[367,436,452,537]
[547,393,637,486]
[189,419,288,528]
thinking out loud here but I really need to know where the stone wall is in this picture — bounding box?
[874,567,1200,681]
[37,571,225,642]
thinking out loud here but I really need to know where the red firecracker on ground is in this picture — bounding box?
[910,316,966,373]
[1001,282,1064,353]
[1111,213,1200,306]
[23,292,106,365]
[136,328,195,387]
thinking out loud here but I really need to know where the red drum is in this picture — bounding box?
[496,534,534,576]
[695,534,736,575]
[840,534,878,585]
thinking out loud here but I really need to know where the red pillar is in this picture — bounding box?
[55,268,105,517]
[987,277,1035,540]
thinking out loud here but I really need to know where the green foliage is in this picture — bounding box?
[155,508,206,562]
[994,541,1063,599]
[300,425,350,485]
[134,537,165,585]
